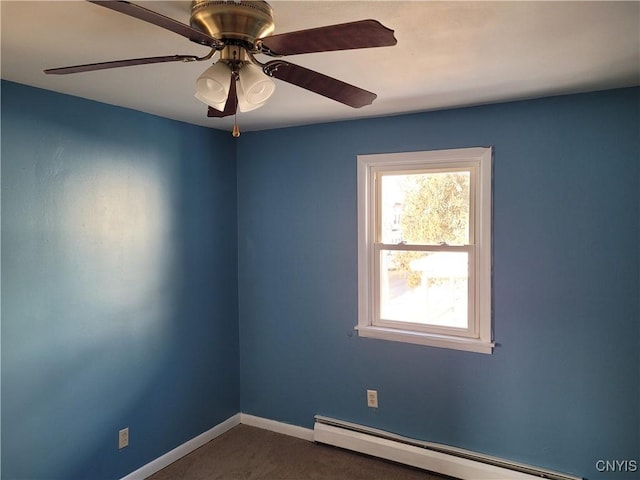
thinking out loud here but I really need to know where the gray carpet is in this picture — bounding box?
[147,424,453,480]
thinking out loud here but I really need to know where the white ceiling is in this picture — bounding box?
[1,1,638,133]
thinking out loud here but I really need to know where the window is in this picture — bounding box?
[357,147,493,354]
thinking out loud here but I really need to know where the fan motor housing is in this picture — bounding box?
[190,1,275,44]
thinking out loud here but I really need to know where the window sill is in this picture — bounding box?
[355,325,494,354]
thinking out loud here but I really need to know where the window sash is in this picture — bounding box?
[374,166,477,247]
[372,243,478,338]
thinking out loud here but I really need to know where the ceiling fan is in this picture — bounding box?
[45,0,397,136]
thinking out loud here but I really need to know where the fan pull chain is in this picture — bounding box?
[232,112,240,137]
[231,55,240,138]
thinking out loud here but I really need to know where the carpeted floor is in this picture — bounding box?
[147,424,453,480]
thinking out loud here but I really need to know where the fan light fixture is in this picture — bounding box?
[194,62,232,111]
[238,63,276,112]
[195,61,275,113]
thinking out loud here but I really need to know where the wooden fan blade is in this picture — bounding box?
[207,74,238,118]
[264,61,376,108]
[258,19,396,56]
[45,54,199,74]
[88,1,224,48]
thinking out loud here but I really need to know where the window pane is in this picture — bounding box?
[379,250,469,328]
[380,171,470,245]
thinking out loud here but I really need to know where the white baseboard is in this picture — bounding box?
[120,413,241,480]
[120,413,313,480]
[240,413,314,441]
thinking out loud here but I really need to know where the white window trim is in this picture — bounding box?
[356,147,494,354]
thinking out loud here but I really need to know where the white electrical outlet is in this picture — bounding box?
[367,389,378,408]
[118,427,129,449]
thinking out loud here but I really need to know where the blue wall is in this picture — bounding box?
[2,81,638,480]
[237,88,639,480]
[1,81,239,479]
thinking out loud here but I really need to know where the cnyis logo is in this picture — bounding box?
[595,459,638,473]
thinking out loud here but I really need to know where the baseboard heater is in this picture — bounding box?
[313,416,581,480]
